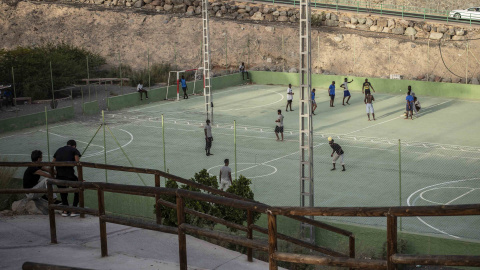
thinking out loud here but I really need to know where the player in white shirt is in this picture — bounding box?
[286,84,294,112]
[219,159,232,191]
[275,109,284,141]
[204,119,213,156]
[341,78,353,106]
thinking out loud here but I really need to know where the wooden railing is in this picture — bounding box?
[0,161,354,267]
[2,161,480,269]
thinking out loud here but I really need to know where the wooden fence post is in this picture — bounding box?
[177,195,187,270]
[77,164,85,218]
[387,215,397,270]
[267,211,278,270]
[247,210,253,262]
[47,181,57,244]
[155,174,162,225]
[349,235,355,270]
[98,188,108,257]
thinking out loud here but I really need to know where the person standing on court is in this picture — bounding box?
[328,81,336,107]
[341,78,353,105]
[239,62,249,80]
[137,81,149,100]
[219,159,232,191]
[311,88,317,115]
[405,90,414,120]
[364,93,376,121]
[204,119,213,156]
[180,75,188,99]
[275,109,284,141]
[362,78,375,97]
[286,84,294,112]
[52,140,81,217]
[328,137,345,171]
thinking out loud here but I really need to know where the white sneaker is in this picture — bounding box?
[61,211,70,217]
[70,212,79,217]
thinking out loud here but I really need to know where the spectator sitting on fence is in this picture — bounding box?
[53,140,82,217]
[137,81,149,100]
[239,62,249,80]
[23,150,61,203]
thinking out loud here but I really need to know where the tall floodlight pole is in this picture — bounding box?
[299,0,315,244]
[202,0,213,124]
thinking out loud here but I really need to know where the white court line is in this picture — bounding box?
[344,100,453,135]
[40,130,104,150]
[445,188,478,205]
[83,128,134,158]
[127,84,260,113]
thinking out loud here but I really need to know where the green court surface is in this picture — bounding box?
[1,83,479,242]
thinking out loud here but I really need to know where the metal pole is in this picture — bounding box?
[234,120,237,180]
[11,67,17,117]
[402,5,404,18]
[388,39,391,77]
[102,110,108,183]
[399,139,402,231]
[50,61,55,107]
[87,56,91,102]
[81,86,84,114]
[148,49,151,88]
[282,34,285,72]
[247,35,250,69]
[466,41,469,84]
[162,114,166,177]
[353,38,356,72]
[225,34,228,68]
[45,106,51,162]
[427,40,430,81]
[119,52,123,95]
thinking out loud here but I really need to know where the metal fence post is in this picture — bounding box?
[45,107,51,161]
[398,139,402,231]
[11,67,17,117]
[50,61,55,108]
[234,120,237,180]
[162,114,166,184]
[102,110,107,183]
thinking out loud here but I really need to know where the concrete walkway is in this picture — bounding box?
[0,215,278,270]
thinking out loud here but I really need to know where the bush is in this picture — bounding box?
[108,62,178,87]
[155,170,259,231]
[0,157,19,211]
[0,43,105,100]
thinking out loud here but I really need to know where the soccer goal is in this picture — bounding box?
[166,68,204,101]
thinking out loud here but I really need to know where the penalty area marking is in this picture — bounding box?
[407,178,480,239]
[207,162,277,179]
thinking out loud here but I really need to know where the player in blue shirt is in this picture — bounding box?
[405,90,414,120]
[311,88,317,115]
[328,81,336,107]
[180,75,188,99]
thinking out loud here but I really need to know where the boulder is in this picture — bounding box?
[272,11,280,16]
[404,27,416,36]
[370,25,378,32]
[194,6,201,14]
[215,11,222,17]
[325,13,331,20]
[279,11,287,16]
[460,78,470,84]
[277,15,288,22]
[366,18,374,26]
[429,32,443,40]
[345,24,356,29]
[264,14,274,21]
[330,13,338,21]
[456,29,465,36]
[447,27,456,36]
[358,18,366,24]
[452,35,465,41]
[289,16,296,22]
[237,8,246,14]
[398,19,409,27]
[326,20,339,27]
[434,76,442,82]
[438,26,447,33]
[252,6,259,12]
[251,11,264,21]
[382,27,390,33]
[442,77,452,83]
[357,24,369,31]
[133,0,142,7]
[387,19,395,28]
[423,24,431,32]
[340,16,350,23]
[171,0,182,4]
[265,26,274,32]
[151,0,160,5]
[452,77,461,83]
[333,35,343,42]
[164,4,173,11]
[417,75,425,80]
[12,198,49,215]
[377,18,388,27]
[471,77,480,85]
[289,67,298,73]
[415,31,428,38]
[173,3,186,13]
[351,17,358,24]
[94,0,104,4]
[238,4,245,9]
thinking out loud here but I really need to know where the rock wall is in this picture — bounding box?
[2,0,480,83]
[374,0,476,12]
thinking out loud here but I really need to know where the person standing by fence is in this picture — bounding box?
[53,140,81,217]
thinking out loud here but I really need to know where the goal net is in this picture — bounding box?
[166,68,204,101]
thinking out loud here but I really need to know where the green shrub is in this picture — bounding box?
[0,43,105,100]
[109,62,177,87]
[0,157,19,211]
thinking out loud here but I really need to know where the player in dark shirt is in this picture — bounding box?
[328,137,346,171]
[53,140,81,217]
[23,150,59,202]
[361,79,375,97]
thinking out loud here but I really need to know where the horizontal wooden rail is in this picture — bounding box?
[156,198,248,232]
[0,188,79,194]
[273,252,387,269]
[180,223,269,252]
[287,215,353,237]
[22,261,94,270]
[272,204,480,217]
[101,215,178,235]
[49,205,99,216]
[250,224,345,257]
[391,254,480,266]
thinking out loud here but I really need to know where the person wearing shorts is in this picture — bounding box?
[219,159,232,191]
[364,93,375,121]
[311,88,317,115]
[328,137,345,171]
[341,78,353,105]
[204,119,213,156]
[362,79,375,97]
[405,91,414,120]
[275,109,284,141]
[180,75,188,99]
[286,84,294,112]
[328,81,335,107]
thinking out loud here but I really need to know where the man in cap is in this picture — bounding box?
[328,137,345,171]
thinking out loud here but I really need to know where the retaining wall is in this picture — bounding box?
[0,106,75,134]
[82,100,99,115]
